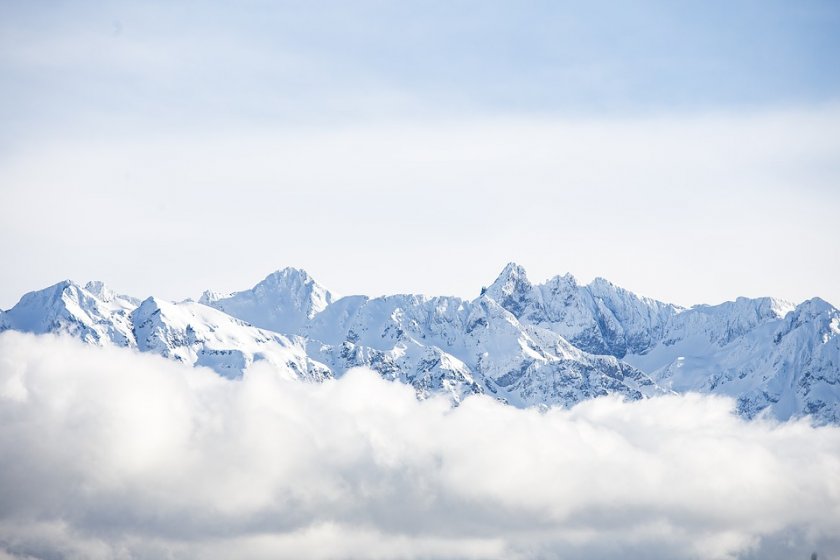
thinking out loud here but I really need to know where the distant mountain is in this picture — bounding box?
[199,267,333,334]
[2,279,138,346]
[131,296,330,381]
[2,264,838,423]
[0,278,330,381]
[625,296,838,421]
[485,262,680,357]
[303,290,658,406]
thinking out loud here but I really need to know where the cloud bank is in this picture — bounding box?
[1,331,839,559]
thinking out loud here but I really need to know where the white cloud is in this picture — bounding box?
[1,331,839,559]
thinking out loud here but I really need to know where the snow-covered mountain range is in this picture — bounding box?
[2,264,838,423]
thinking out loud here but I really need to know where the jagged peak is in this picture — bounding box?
[246,267,332,303]
[744,296,797,319]
[488,262,531,292]
[260,266,314,284]
[791,297,837,318]
[6,280,142,314]
[499,261,527,277]
[197,267,335,333]
[589,276,614,288]
[82,280,139,305]
[544,272,579,289]
[254,267,331,293]
[2,280,135,336]
[198,290,224,305]
[201,267,333,309]
[202,268,326,299]
[84,280,110,297]
[135,295,166,311]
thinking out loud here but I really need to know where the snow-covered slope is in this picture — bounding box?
[624,297,840,423]
[0,280,330,382]
[1,280,138,346]
[131,297,331,380]
[481,263,840,422]
[304,291,659,406]
[200,267,333,334]
[3,264,838,422]
[485,263,680,357]
[303,293,484,402]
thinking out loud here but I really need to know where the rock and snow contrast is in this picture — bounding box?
[2,264,838,423]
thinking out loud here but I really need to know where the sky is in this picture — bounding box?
[1,0,839,308]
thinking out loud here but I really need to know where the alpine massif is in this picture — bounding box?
[2,264,838,423]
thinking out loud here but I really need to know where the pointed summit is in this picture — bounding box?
[255,268,324,299]
[3,280,80,333]
[3,279,137,345]
[252,267,334,319]
[484,262,535,316]
[200,267,334,335]
[499,261,528,278]
[489,263,530,291]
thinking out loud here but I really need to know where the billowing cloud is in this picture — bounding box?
[0,331,838,559]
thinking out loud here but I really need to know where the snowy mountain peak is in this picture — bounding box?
[4,280,79,333]
[485,262,534,315]
[252,267,333,315]
[492,262,530,287]
[551,272,579,286]
[198,290,223,305]
[84,280,110,298]
[3,266,839,422]
[498,261,528,279]
[130,296,331,381]
[484,267,679,358]
[775,297,839,341]
[791,297,835,318]
[3,279,136,346]
[200,267,334,334]
[83,280,140,306]
[262,266,312,281]
[588,276,614,289]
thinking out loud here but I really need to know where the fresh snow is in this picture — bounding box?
[199,267,334,334]
[2,263,838,423]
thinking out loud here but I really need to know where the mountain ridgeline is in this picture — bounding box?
[2,264,838,423]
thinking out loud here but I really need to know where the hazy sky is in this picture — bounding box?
[1,1,839,308]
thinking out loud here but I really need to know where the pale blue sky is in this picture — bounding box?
[3,1,840,130]
[1,1,839,307]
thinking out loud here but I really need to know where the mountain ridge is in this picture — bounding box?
[2,263,838,422]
